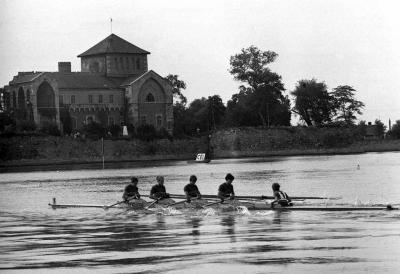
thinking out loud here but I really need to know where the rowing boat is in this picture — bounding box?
[48,199,397,211]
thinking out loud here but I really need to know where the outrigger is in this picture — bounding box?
[48,196,398,211]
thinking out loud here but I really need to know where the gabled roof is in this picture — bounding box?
[78,34,150,57]
[46,72,124,89]
[9,72,44,85]
[120,70,168,87]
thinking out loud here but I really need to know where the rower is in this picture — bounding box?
[218,173,235,201]
[271,183,292,208]
[122,177,141,202]
[184,175,202,202]
[150,176,170,200]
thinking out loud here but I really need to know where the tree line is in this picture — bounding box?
[168,45,380,137]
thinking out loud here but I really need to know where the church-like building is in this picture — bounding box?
[3,33,174,134]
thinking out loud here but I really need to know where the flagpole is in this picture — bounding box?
[110,18,113,34]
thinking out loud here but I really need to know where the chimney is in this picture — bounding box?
[58,62,71,73]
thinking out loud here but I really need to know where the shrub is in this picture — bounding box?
[40,122,60,136]
[136,124,157,141]
[82,121,106,140]
[107,124,121,138]
[16,120,37,132]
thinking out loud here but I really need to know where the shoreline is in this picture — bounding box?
[1,140,399,173]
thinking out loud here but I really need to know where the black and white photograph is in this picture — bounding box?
[0,0,399,273]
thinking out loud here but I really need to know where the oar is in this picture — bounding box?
[169,194,341,200]
[104,196,137,210]
[202,199,224,209]
[146,198,161,209]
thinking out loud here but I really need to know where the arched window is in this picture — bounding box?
[146,93,155,102]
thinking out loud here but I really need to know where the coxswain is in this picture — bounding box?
[217,173,235,201]
[271,183,292,207]
[184,175,202,202]
[122,177,141,202]
[150,176,170,200]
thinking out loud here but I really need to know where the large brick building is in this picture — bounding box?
[2,34,174,134]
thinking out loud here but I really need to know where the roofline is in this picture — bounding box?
[9,72,45,85]
[120,70,167,87]
[77,51,150,58]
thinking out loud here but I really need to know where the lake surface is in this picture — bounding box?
[1,152,400,273]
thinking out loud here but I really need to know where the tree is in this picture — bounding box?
[331,85,364,125]
[165,74,187,106]
[291,79,334,126]
[375,119,386,138]
[228,46,291,127]
[388,120,400,139]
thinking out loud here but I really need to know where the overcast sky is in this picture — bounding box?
[1,0,399,125]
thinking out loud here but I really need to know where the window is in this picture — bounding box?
[109,94,114,103]
[131,58,135,70]
[108,116,115,125]
[86,115,94,124]
[140,115,146,125]
[26,90,31,101]
[156,115,162,127]
[146,93,155,102]
[114,58,118,70]
[120,57,124,70]
[99,95,103,103]
[126,57,129,70]
[167,121,172,130]
[59,95,63,105]
[88,95,93,103]
[136,58,141,70]
[71,95,75,104]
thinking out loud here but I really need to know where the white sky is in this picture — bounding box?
[1,0,399,125]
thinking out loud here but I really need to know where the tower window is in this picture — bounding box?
[59,95,63,105]
[114,58,118,70]
[136,58,141,70]
[146,93,155,102]
[109,94,114,103]
[99,95,103,103]
[120,57,124,70]
[71,95,75,104]
[89,95,93,103]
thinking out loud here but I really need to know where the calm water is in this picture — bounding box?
[1,152,400,273]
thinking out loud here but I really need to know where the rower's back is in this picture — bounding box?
[271,183,292,207]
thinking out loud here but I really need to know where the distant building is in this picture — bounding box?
[3,34,173,134]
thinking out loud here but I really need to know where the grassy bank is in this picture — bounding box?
[1,127,399,168]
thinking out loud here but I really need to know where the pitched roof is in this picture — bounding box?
[78,34,150,57]
[9,72,44,85]
[46,72,124,89]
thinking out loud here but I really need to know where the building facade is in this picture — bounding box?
[3,34,173,134]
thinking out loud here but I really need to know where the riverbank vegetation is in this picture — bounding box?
[1,45,400,165]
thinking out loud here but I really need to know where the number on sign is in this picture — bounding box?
[196,153,205,161]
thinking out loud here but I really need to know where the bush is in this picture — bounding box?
[107,124,122,138]
[40,122,61,136]
[136,124,157,141]
[16,120,37,132]
[82,121,106,140]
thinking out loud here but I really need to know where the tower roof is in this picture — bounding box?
[78,33,150,57]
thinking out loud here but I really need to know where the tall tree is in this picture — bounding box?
[331,85,364,125]
[165,74,187,106]
[374,119,386,138]
[228,46,291,127]
[291,79,334,126]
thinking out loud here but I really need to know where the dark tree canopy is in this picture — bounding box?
[227,46,291,127]
[291,79,334,126]
[331,85,364,125]
[165,74,187,105]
